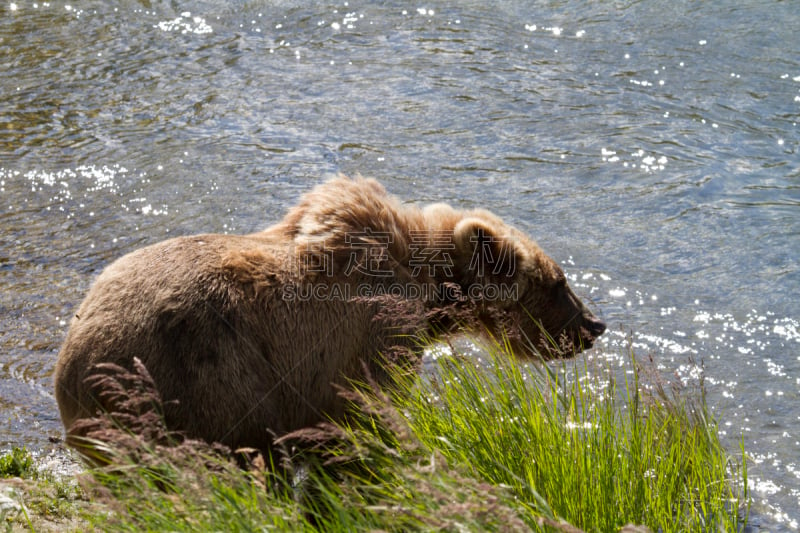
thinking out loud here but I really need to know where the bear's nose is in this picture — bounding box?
[586,316,606,337]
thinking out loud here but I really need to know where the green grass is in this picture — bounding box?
[0,446,90,531]
[0,447,35,479]
[76,342,748,532]
[394,342,749,531]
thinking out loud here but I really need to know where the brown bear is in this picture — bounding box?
[54,176,605,457]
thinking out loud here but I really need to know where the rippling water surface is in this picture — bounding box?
[1,0,798,527]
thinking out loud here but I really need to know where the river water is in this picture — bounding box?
[1,0,798,528]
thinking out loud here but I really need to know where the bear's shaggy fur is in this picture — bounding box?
[55,176,605,456]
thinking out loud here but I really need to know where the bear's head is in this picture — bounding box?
[449,210,606,359]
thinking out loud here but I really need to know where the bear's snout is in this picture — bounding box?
[574,312,606,350]
[585,315,606,338]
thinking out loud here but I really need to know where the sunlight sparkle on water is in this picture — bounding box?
[155,12,212,34]
[22,164,127,195]
[602,147,668,172]
[1,164,173,220]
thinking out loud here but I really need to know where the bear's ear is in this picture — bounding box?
[453,218,518,279]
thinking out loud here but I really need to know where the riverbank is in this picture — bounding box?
[1,345,748,532]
